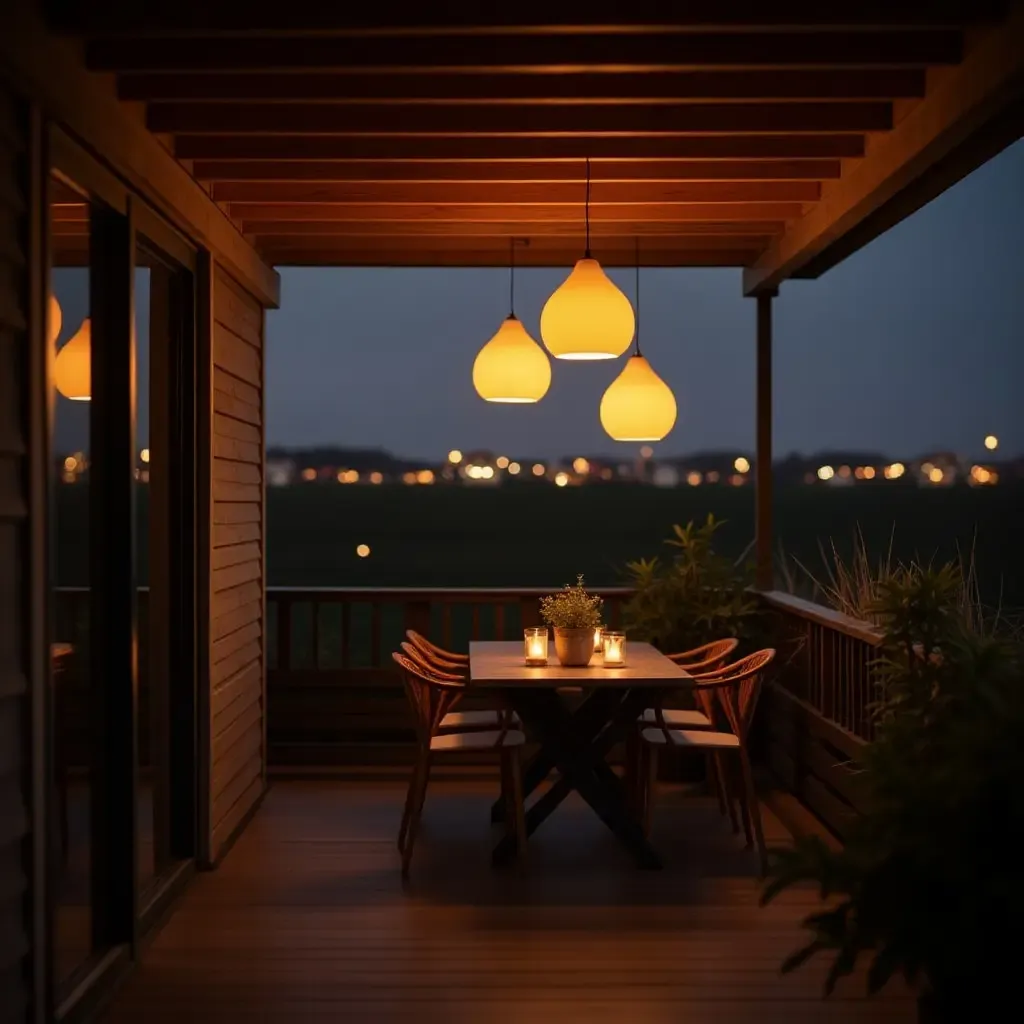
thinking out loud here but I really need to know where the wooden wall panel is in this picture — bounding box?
[207,264,266,863]
[0,84,29,1022]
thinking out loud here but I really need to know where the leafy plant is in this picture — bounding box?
[623,514,758,653]
[540,575,603,630]
[761,563,1024,1015]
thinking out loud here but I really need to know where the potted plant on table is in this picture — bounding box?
[760,564,1024,1021]
[540,575,603,667]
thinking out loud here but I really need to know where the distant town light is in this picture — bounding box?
[686,471,702,486]
[140,448,150,464]
[64,456,77,471]
[862,466,876,480]
[600,467,613,481]
[885,462,906,480]
[921,462,935,475]
[734,456,750,473]
[817,465,835,481]
[448,449,463,464]
[639,445,654,459]
[554,471,569,487]
[301,468,316,481]
[337,470,346,483]
[496,455,510,469]
[532,463,546,477]
[928,467,944,483]
[573,457,590,474]
[416,469,435,485]
[466,465,482,480]
[508,461,521,475]
[370,471,383,485]
[480,466,495,480]
[984,434,999,451]
[838,465,852,479]
[402,471,417,485]
[706,470,720,484]
[730,474,745,487]
[356,544,370,558]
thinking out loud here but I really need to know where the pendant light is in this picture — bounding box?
[472,239,551,404]
[600,242,677,442]
[54,316,91,401]
[540,158,635,360]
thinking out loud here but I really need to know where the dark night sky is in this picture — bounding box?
[53,139,1024,461]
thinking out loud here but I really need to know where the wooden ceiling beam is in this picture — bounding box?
[210,180,820,204]
[87,31,964,74]
[745,3,1024,293]
[230,201,806,224]
[243,224,779,242]
[117,69,927,103]
[174,133,866,160]
[191,158,843,182]
[55,0,1002,34]
[148,101,892,134]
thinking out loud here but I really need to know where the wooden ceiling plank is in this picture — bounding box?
[56,0,1002,34]
[190,157,844,181]
[230,201,807,223]
[148,101,893,134]
[117,69,928,103]
[744,4,1024,293]
[86,31,964,73]
[250,232,773,250]
[209,180,820,204]
[236,219,785,237]
[174,133,867,160]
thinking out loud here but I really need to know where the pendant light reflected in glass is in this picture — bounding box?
[600,244,677,442]
[540,158,634,360]
[48,294,62,346]
[54,316,91,401]
[472,240,551,404]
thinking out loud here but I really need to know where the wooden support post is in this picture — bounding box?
[755,291,776,592]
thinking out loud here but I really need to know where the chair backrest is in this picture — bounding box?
[405,629,468,669]
[392,651,465,744]
[400,640,465,682]
[669,637,739,672]
[693,649,775,740]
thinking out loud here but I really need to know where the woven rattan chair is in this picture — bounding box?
[406,629,468,669]
[639,649,776,875]
[393,651,527,876]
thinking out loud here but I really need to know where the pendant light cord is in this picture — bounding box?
[634,237,642,357]
[509,237,515,315]
[584,157,592,258]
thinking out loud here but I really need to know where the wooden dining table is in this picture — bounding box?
[469,640,691,869]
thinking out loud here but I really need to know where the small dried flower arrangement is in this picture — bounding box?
[540,575,603,631]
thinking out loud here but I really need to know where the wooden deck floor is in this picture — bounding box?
[102,781,914,1023]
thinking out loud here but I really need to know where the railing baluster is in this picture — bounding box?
[441,602,453,650]
[494,603,505,641]
[340,599,351,670]
[370,601,382,668]
[278,595,292,674]
[310,595,320,671]
[471,603,481,641]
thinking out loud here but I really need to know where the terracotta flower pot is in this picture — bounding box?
[553,627,595,667]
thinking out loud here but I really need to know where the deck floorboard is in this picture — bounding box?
[102,780,914,1023]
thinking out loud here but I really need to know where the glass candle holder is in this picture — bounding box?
[524,627,549,666]
[593,624,606,652]
[602,631,626,667]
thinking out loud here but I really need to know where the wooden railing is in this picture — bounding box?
[756,590,881,838]
[267,587,631,768]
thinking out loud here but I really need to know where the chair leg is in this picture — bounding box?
[706,751,727,816]
[401,751,431,878]
[624,727,639,815]
[738,746,768,876]
[507,746,527,862]
[643,742,659,839]
[714,752,741,835]
[731,755,755,850]
[398,751,424,853]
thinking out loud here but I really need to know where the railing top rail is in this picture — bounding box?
[264,586,635,597]
[759,589,883,647]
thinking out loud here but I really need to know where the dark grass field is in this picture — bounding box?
[56,482,1024,609]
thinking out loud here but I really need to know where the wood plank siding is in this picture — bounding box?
[0,84,30,1022]
[207,265,266,863]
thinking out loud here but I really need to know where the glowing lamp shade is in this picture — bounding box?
[472,315,551,404]
[48,295,62,346]
[600,355,677,442]
[540,258,635,360]
[54,317,91,401]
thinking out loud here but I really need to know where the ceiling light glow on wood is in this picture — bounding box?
[541,159,635,360]
[600,244,677,442]
[472,239,551,404]
[54,316,92,401]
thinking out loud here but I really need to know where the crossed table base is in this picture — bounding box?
[489,686,667,869]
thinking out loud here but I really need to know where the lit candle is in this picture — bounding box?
[602,631,626,667]
[593,624,605,652]
[524,627,548,666]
